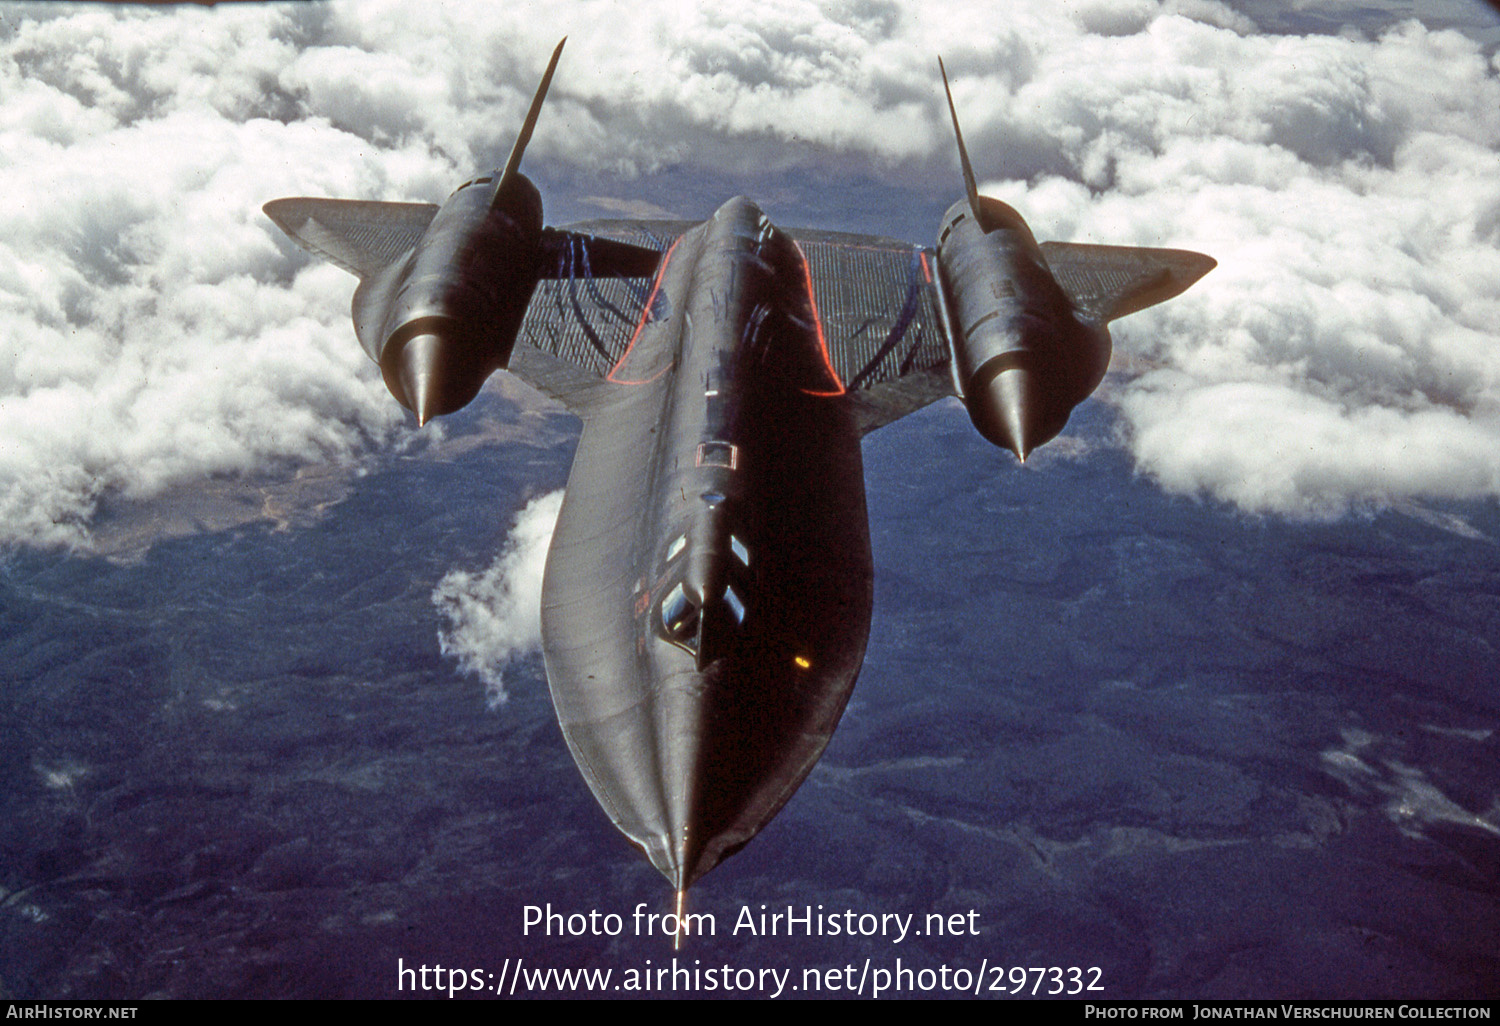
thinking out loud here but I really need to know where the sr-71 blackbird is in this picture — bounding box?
[264,39,1214,911]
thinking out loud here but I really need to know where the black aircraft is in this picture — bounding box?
[264,39,1214,914]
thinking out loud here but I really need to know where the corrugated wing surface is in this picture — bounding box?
[790,229,948,389]
[1040,241,1216,325]
[517,219,949,391]
[519,220,688,377]
[263,198,438,278]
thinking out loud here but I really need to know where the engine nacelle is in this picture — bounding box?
[352,175,545,423]
[934,196,1110,461]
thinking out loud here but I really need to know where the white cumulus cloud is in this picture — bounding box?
[971,14,1500,516]
[1,0,1498,546]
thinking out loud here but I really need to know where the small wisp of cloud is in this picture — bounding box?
[431,490,563,709]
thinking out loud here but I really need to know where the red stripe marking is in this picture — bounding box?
[607,238,680,385]
[793,240,845,397]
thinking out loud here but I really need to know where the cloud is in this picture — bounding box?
[0,5,424,548]
[431,490,564,708]
[1,0,1498,545]
[963,13,1500,516]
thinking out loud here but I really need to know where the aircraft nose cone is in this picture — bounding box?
[397,333,446,426]
[662,820,706,894]
[972,366,1039,463]
[653,675,710,887]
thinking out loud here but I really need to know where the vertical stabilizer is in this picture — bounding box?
[938,57,984,228]
[493,37,567,207]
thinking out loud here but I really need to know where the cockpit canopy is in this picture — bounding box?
[657,579,749,657]
[661,582,698,645]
